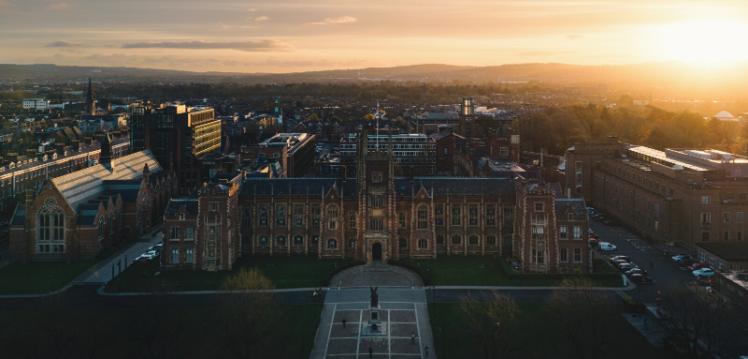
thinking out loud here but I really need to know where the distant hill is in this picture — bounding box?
[2,62,747,97]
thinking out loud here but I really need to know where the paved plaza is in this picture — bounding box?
[310,264,435,359]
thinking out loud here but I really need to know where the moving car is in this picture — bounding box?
[598,242,617,251]
[692,268,716,278]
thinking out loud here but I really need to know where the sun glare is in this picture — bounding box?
[656,20,748,66]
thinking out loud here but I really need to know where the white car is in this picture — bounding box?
[598,242,617,251]
[692,268,715,278]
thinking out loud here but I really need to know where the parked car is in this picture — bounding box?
[688,262,709,271]
[618,262,636,271]
[612,258,630,266]
[599,242,617,251]
[136,250,159,262]
[630,273,654,284]
[692,268,716,278]
[610,255,630,262]
[625,267,647,276]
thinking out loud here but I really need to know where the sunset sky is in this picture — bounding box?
[1,0,747,73]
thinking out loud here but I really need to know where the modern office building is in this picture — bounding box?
[339,133,436,177]
[128,104,221,191]
[257,133,317,177]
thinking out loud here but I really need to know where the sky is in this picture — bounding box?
[1,0,748,73]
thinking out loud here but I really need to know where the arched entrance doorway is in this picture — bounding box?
[372,242,383,261]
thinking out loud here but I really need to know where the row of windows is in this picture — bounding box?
[170,248,194,264]
[702,231,745,242]
[170,226,195,240]
[559,247,583,263]
[558,225,583,240]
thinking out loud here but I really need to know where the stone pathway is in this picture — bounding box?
[311,264,435,359]
[330,262,424,288]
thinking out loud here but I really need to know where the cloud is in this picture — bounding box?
[252,15,269,22]
[121,40,289,52]
[45,40,82,48]
[46,1,69,11]
[308,16,357,25]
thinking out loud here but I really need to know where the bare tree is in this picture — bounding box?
[220,268,276,359]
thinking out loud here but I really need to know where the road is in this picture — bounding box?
[590,219,695,304]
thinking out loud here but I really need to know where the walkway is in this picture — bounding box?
[330,262,424,288]
[311,264,436,359]
[74,228,163,285]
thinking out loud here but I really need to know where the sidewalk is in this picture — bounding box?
[75,229,162,285]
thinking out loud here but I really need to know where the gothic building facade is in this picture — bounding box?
[164,134,590,273]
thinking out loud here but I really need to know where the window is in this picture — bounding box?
[532,213,546,225]
[275,205,286,226]
[701,212,712,224]
[534,201,544,212]
[327,205,338,230]
[451,235,462,245]
[486,235,496,246]
[170,226,179,240]
[327,239,337,249]
[468,235,479,245]
[560,248,568,262]
[36,203,65,254]
[573,248,582,263]
[399,213,406,228]
[371,195,384,208]
[737,212,745,223]
[701,195,710,205]
[559,226,567,239]
[348,211,356,228]
[312,236,319,244]
[98,218,105,240]
[349,239,356,249]
[486,205,496,226]
[185,227,194,240]
[171,248,180,264]
[185,248,193,264]
[275,235,286,246]
[417,205,428,229]
[468,205,478,226]
[435,204,445,226]
[451,206,461,226]
[259,206,268,227]
[293,204,304,227]
[573,225,582,240]
[369,217,384,231]
[311,205,321,226]
[724,231,729,241]
[294,235,304,245]
[534,242,545,264]
[372,171,383,183]
[418,239,428,249]
[723,212,731,224]
[259,236,268,248]
[531,225,544,240]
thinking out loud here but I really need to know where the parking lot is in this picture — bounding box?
[590,217,695,304]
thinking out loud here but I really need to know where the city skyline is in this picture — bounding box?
[2,0,748,73]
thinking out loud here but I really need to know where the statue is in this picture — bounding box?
[370,286,379,308]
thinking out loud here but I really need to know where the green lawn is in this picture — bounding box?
[106,256,361,292]
[430,302,662,359]
[393,256,622,287]
[0,261,95,295]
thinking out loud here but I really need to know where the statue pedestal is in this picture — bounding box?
[361,308,387,337]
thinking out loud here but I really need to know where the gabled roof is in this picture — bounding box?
[50,150,161,210]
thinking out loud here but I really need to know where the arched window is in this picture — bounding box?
[259,236,268,248]
[451,235,461,245]
[37,202,65,254]
[326,205,339,230]
[294,235,304,245]
[418,239,428,249]
[276,235,286,246]
[486,235,497,246]
[417,205,429,229]
[327,238,337,249]
[469,235,479,245]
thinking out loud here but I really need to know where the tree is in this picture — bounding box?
[460,292,523,359]
[545,278,616,359]
[220,268,276,359]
